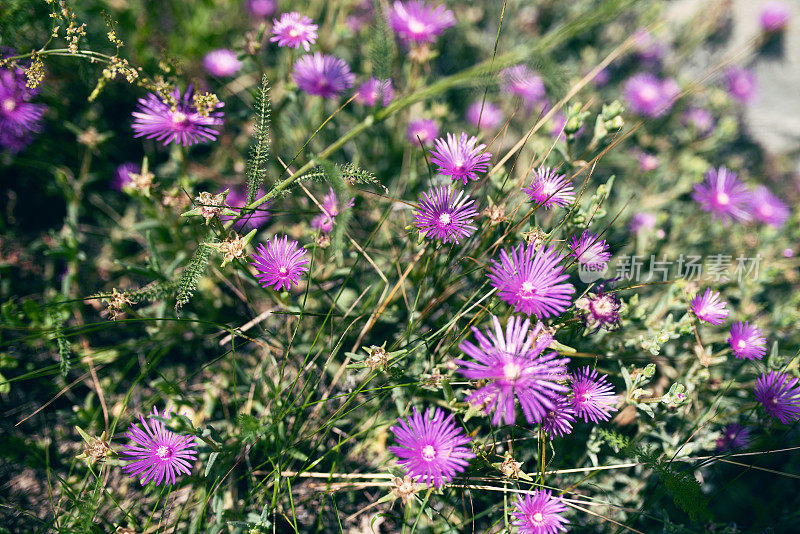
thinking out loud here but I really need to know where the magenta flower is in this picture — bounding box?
[132,86,224,147]
[251,235,310,291]
[456,315,571,425]
[715,423,751,452]
[542,396,576,439]
[623,73,678,118]
[292,53,355,98]
[406,118,439,146]
[244,0,276,18]
[511,490,570,534]
[691,166,752,224]
[569,367,618,423]
[112,162,141,191]
[500,65,546,105]
[575,288,621,332]
[203,49,242,77]
[413,186,479,244]
[682,107,715,137]
[748,185,789,228]
[727,321,766,360]
[271,12,318,51]
[120,407,197,486]
[354,77,394,107]
[637,151,660,172]
[389,406,474,487]
[760,1,790,32]
[690,288,729,326]
[0,69,46,152]
[488,244,575,318]
[430,132,492,184]
[220,187,272,231]
[311,187,355,234]
[568,231,611,270]
[629,212,656,234]
[754,371,800,424]
[388,1,456,46]
[466,100,503,130]
[522,167,575,210]
[724,66,756,103]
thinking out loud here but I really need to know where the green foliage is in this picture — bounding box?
[175,241,215,310]
[368,2,395,82]
[247,75,271,204]
[49,305,71,377]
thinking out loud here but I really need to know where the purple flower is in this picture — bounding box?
[132,86,224,147]
[388,406,475,487]
[633,28,667,67]
[691,166,752,224]
[251,235,310,291]
[568,231,611,270]
[637,151,660,172]
[112,162,141,191]
[575,288,621,331]
[748,185,789,228]
[754,371,800,424]
[488,244,575,318]
[682,107,715,137]
[715,423,751,452]
[220,187,272,231]
[413,186,479,244]
[690,288,729,326]
[271,12,318,51]
[0,69,46,152]
[541,396,575,438]
[202,49,242,77]
[500,65,545,105]
[629,212,656,234]
[388,1,456,46]
[623,73,678,118]
[429,132,492,184]
[569,367,618,423]
[728,321,766,360]
[120,407,197,486]
[354,77,394,107]
[406,118,439,146]
[511,490,570,534]
[724,66,756,103]
[311,187,355,234]
[522,167,576,210]
[760,1,790,32]
[292,53,355,98]
[244,0,276,18]
[456,315,570,425]
[466,100,503,130]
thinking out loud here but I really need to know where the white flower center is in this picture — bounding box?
[640,85,659,103]
[438,213,452,226]
[532,512,544,523]
[279,266,289,275]
[520,281,536,298]
[172,111,188,124]
[503,362,522,382]
[737,339,747,349]
[289,28,299,38]
[422,444,436,461]
[716,192,730,206]
[2,98,16,112]
[156,445,170,459]
[408,19,426,35]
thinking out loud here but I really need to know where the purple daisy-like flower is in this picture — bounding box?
[716,423,751,452]
[488,244,575,318]
[575,288,621,332]
[690,288,729,326]
[754,371,800,424]
[500,65,546,105]
[251,235,310,291]
[623,73,678,118]
[728,321,767,360]
[388,406,475,487]
[120,407,197,486]
[570,367,619,423]
[724,66,756,103]
[541,396,576,438]
[271,12,318,51]
[244,0,276,17]
[112,162,141,191]
[637,151,660,172]
[429,132,492,184]
[407,118,439,146]
[220,187,272,231]
[311,187,355,234]
[522,167,575,210]
[292,53,355,98]
[568,231,611,270]
[354,77,394,107]
[511,490,570,534]
[456,315,571,425]
[202,49,242,77]
[388,1,456,46]
[466,100,503,130]
[760,1,790,32]
[629,212,656,234]
[132,86,224,147]
[692,166,752,224]
[0,77,46,151]
[413,186,479,244]
[748,185,789,228]
[682,107,715,137]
